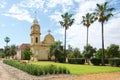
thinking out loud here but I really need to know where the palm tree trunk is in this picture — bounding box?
[101,22,105,66]
[64,27,67,62]
[87,27,89,46]
[86,27,89,64]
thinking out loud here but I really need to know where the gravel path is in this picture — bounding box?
[0,61,17,80]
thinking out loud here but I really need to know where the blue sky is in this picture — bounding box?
[0,0,120,50]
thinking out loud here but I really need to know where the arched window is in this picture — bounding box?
[36,37,38,43]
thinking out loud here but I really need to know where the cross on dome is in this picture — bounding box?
[48,30,51,34]
[33,11,38,24]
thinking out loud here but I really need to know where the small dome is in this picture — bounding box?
[33,18,38,24]
[44,33,54,44]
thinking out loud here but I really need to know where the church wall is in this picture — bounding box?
[38,47,49,60]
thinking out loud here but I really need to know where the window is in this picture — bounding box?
[36,37,38,43]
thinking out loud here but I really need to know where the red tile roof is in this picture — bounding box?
[18,43,30,49]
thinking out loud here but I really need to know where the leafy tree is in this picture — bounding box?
[95,2,115,65]
[81,13,97,46]
[83,44,96,63]
[95,48,107,58]
[67,45,73,54]
[67,52,74,58]
[49,41,63,62]
[4,37,10,46]
[0,48,5,58]
[9,45,17,58]
[73,48,82,58]
[4,46,10,58]
[66,45,74,58]
[59,12,74,61]
[23,46,32,60]
[106,44,120,58]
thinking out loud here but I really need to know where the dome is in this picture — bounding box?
[44,33,54,44]
[33,18,38,24]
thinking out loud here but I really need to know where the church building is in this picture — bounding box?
[16,17,55,60]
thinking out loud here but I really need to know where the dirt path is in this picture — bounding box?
[0,61,17,80]
[50,72,120,80]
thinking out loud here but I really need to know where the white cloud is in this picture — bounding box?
[47,0,73,8]
[0,0,7,8]
[52,0,120,51]
[46,0,73,13]
[19,0,45,9]
[49,11,62,23]
[3,5,33,22]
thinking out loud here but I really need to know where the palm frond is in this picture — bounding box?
[105,13,113,21]
[106,8,115,12]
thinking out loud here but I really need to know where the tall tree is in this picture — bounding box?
[73,48,82,58]
[95,2,115,65]
[83,44,96,64]
[95,48,107,58]
[23,46,32,60]
[9,45,17,58]
[59,12,74,62]
[0,48,5,58]
[4,37,10,46]
[4,46,10,58]
[81,13,97,46]
[106,44,120,58]
[49,41,63,62]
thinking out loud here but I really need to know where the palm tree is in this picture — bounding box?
[81,13,97,64]
[81,13,97,46]
[95,2,115,65]
[59,12,74,62]
[4,37,10,46]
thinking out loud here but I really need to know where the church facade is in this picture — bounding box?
[16,17,55,60]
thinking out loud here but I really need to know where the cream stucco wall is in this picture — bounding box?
[30,19,54,60]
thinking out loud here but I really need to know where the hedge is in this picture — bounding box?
[3,60,70,75]
[68,58,85,64]
[57,57,65,63]
[109,58,120,67]
[90,58,101,65]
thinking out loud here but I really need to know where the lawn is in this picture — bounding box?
[30,61,120,75]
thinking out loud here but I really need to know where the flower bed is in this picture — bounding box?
[3,60,70,76]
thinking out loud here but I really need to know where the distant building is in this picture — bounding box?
[16,17,55,60]
[16,44,30,59]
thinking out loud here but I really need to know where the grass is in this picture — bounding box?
[30,61,120,75]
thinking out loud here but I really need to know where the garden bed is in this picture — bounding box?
[3,60,70,76]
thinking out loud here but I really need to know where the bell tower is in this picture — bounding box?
[30,12,41,46]
[30,20,41,46]
[30,11,41,61]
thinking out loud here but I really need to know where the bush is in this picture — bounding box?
[57,57,65,63]
[90,58,101,65]
[68,58,85,64]
[3,60,70,75]
[109,58,120,67]
[104,59,109,64]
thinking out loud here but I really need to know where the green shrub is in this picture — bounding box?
[90,58,101,65]
[68,58,75,64]
[3,60,70,75]
[76,58,85,64]
[57,57,65,63]
[109,58,120,67]
[104,59,109,64]
[68,58,85,64]
[58,67,63,74]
